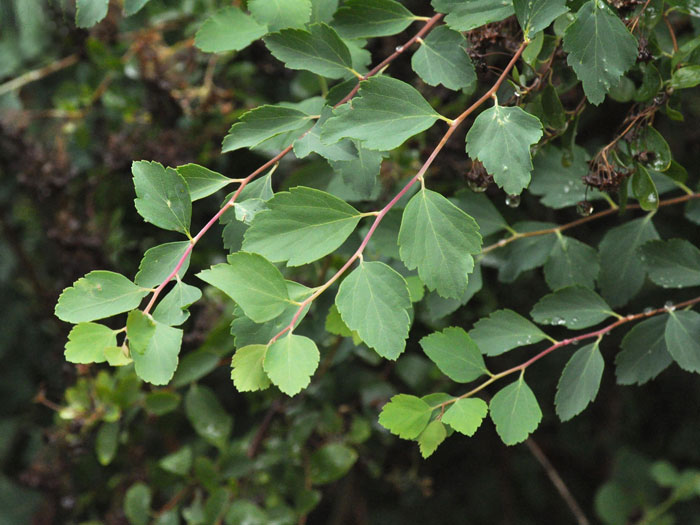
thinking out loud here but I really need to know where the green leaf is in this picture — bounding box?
[452,190,508,237]
[514,0,568,38]
[152,282,202,326]
[249,0,312,31]
[562,0,638,105]
[194,7,267,53]
[65,322,115,364]
[95,421,119,466]
[197,252,290,323]
[263,334,320,396]
[310,443,358,484]
[332,0,414,38]
[498,222,558,282]
[243,187,363,266]
[55,271,149,323]
[598,215,658,308]
[544,235,600,291]
[132,323,183,385]
[489,376,542,445]
[225,501,268,525]
[264,23,354,79]
[222,105,314,153]
[176,164,233,201]
[325,304,362,344]
[104,346,131,366]
[442,398,489,436]
[293,106,357,161]
[670,65,700,89]
[432,0,514,31]
[144,391,181,416]
[411,26,476,91]
[335,261,412,360]
[126,310,156,355]
[378,394,432,439]
[665,311,700,373]
[639,239,700,288]
[132,161,192,235]
[75,0,108,28]
[555,342,604,421]
[531,285,614,330]
[124,482,152,525]
[321,76,442,151]
[417,420,447,458]
[185,384,233,446]
[159,446,192,476]
[469,309,548,356]
[419,327,488,382]
[329,143,384,199]
[398,189,482,299]
[134,241,191,288]
[616,315,672,385]
[124,0,151,16]
[311,0,339,23]
[631,165,659,211]
[465,104,543,195]
[231,345,271,392]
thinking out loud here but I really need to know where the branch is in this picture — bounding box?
[0,54,79,97]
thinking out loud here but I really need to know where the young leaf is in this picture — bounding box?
[264,24,354,79]
[378,394,432,439]
[185,384,232,447]
[452,190,509,237]
[242,187,363,266]
[398,189,482,299]
[152,282,202,326]
[417,420,447,458]
[176,164,234,201]
[432,0,514,31]
[126,310,156,355]
[639,239,700,288]
[293,107,357,161]
[263,334,320,396]
[498,222,558,282]
[197,252,290,323]
[194,7,267,53]
[231,345,272,392]
[222,105,314,153]
[55,271,149,323]
[664,311,700,373]
[465,104,543,195]
[441,398,489,436]
[489,376,542,445]
[335,261,412,360]
[544,236,600,291]
[134,241,191,288]
[132,323,183,385]
[132,161,192,235]
[321,76,442,151]
[332,0,415,38]
[64,322,116,364]
[555,342,604,421]
[531,285,614,330]
[411,26,476,90]
[75,0,108,28]
[469,309,548,356]
[615,316,672,385]
[249,0,312,31]
[562,0,638,105]
[513,0,568,38]
[419,327,488,382]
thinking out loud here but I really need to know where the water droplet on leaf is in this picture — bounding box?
[576,200,594,217]
[505,194,520,208]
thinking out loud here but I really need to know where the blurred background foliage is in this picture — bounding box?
[2,0,700,524]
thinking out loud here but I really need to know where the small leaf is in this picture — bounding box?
[411,25,476,90]
[616,316,672,385]
[452,189,509,237]
[325,304,362,344]
[631,165,659,211]
[329,143,384,199]
[419,327,488,382]
[194,7,267,53]
[132,161,192,235]
[55,271,149,323]
[65,322,115,364]
[124,0,151,16]
[144,391,181,416]
[293,106,357,161]
[104,346,131,366]
[498,222,558,282]
[263,334,320,396]
[417,420,447,458]
[639,239,700,288]
[432,0,514,31]
[465,104,543,195]
[332,0,415,38]
[670,65,700,90]
[95,421,119,466]
[310,443,358,484]
[249,0,312,31]
[126,310,156,355]
[531,285,614,330]
[134,241,191,288]
[231,345,271,392]
[544,236,600,291]
[75,0,108,28]
[442,398,488,436]
[489,376,542,445]
[555,342,604,421]
[159,447,192,476]
[176,164,233,201]
[378,394,432,439]
[222,105,314,153]
[152,281,202,326]
[665,311,700,373]
[469,309,548,356]
[514,0,568,38]
[132,323,183,385]
[185,384,232,447]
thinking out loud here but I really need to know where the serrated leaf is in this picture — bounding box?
[544,235,599,291]
[194,7,267,53]
[640,239,700,288]
[329,143,384,199]
[264,23,354,79]
[378,394,432,439]
[152,282,202,326]
[555,342,604,421]
[222,105,314,153]
[489,376,542,445]
[185,384,232,447]
[311,0,339,23]
[75,0,108,28]
[263,334,320,396]
[419,327,488,382]
[514,0,568,38]
[563,0,638,105]
[176,164,233,201]
[231,345,271,392]
[124,0,151,16]
[335,261,412,360]
[465,104,543,195]
[398,189,482,299]
[442,398,488,436]
[197,252,290,323]
[432,0,514,31]
[126,310,156,355]
[134,241,191,288]
[132,161,192,235]
[411,26,476,91]
[417,420,447,458]
[310,443,358,484]
[243,187,363,266]
[321,76,442,151]
[55,271,149,323]
[665,311,700,373]
[249,0,312,31]
[293,106,357,161]
[452,190,508,237]
[332,0,414,38]
[616,315,672,385]
[65,322,115,364]
[124,483,151,525]
[469,309,548,356]
[531,285,614,330]
[96,421,119,466]
[132,323,183,385]
[498,221,558,282]
[598,215,658,308]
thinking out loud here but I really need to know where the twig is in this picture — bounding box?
[247,399,282,458]
[0,54,79,97]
